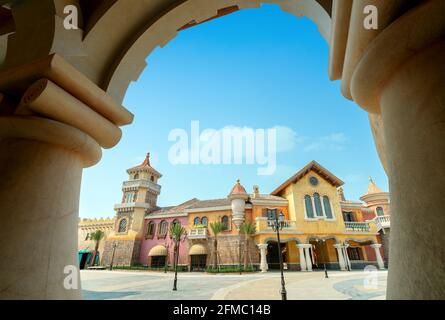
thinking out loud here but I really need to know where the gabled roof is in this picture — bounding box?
[271,160,344,195]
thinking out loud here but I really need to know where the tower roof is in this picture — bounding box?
[228,179,249,199]
[359,176,389,204]
[364,176,384,195]
[127,153,162,177]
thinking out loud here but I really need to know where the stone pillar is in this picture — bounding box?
[348,0,445,299]
[371,244,385,270]
[0,118,101,299]
[304,246,312,272]
[334,244,346,271]
[380,41,445,299]
[257,244,268,273]
[0,56,132,299]
[297,245,307,271]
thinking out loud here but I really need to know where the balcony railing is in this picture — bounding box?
[344,221,371,232]
[374,215,390,231]
[188,228,208,239]
[122,179,161,193]
[255,217,297,233]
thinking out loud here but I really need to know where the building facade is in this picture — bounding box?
[78,155,391,272]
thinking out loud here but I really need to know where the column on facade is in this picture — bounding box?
[334,244,346,271]
[349,0,445,298]
[0,55,133,299]
[296,244,307,271]
[257,244,268,273]
[371,244,385,270]
[303,245,313,272]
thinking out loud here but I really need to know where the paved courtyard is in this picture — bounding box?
[81,269,387,300]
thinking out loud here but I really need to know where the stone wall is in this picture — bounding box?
[203,235,260,267]
[102,239,141,266]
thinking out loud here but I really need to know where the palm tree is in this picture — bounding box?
[240,223,256,269]
[90,230,105,267]
[209,221,224,269]
[169,222,186,291]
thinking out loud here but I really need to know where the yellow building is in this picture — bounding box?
[184,161,388,271]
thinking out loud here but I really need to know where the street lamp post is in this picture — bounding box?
[109,241,118,271]
[270,209,287,301]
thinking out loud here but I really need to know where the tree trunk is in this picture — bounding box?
[91,241,100,267]
[243,235,249,269]
[213,237,218,268]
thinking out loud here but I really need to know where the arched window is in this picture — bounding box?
[134,173,139,180]
[158,220,168,237]
[146,221,155,238]
[376,207,384,217]
[118,219,127,233]
[172,219,180,227]
[322,196,333,219]
[201,217,208,226]
[304,195,315,218]
[151,176,154,182]
[193,217,200,226]
[313,193,323,217]
[221,216,230,231]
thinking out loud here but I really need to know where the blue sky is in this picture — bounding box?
[79,4,388,218]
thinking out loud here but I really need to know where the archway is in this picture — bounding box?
[0,0,444,300]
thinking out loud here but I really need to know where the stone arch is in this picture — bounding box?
[79,0,332,103]
[263,236,301,244]
[306,235,338,243]
[344,237,376,245]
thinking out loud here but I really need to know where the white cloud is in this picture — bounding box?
[303,132,348,152]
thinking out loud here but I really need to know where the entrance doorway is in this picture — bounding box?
[266,241,287,270]
[78,251,92,270]
[190,254,207,271]
[151,256,166,268]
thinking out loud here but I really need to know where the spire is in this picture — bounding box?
[228,179,248,199]
[366,176,383,195]
[337,187,346,201]
[142,152,151,166]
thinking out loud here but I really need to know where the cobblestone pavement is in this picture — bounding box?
[81,270,387,300]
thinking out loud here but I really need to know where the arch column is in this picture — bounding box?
[349,0,445,298]
[381,42,445,299]
[303,245,313,272]
[296,244,307,271]
[333,244,346,271]
[0,55,132,299]
[257,244,268,273]
[370,244,384,270]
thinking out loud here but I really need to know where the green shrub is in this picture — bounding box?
[206,265,257,273]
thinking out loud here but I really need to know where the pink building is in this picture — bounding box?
[139,199,198,268]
